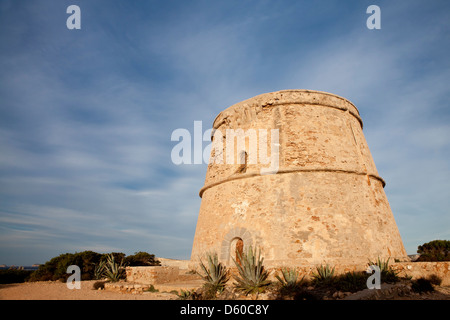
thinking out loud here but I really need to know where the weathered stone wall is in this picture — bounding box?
[264,262,450,286]
[392,262,450,286]
[125,263,449,289]
[125,266,180,285]
[125,266,201,285]
[191,90,408,267]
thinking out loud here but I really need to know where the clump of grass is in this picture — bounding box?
[427,274,442,286]
[412,277,434,293]
[92,281,105,290]
[145,284,158,293]
[232,245,271,295]
[177,289,193,300]
[197,251,229,295]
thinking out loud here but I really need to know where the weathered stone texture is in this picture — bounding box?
[191,89,408,267]
[392,262,450,286]
[126,266,180,285]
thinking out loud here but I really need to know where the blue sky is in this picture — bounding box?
[0,0,449,265]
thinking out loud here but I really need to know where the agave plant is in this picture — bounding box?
[311,264,335,285]
[275,267,305,290]
[232,245,271,295]
[367,257,400,283]
[197,252,229,293]
[102,253,126,282]
[368,257,391,273]
[94,259,106,280]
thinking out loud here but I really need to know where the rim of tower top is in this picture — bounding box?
[212,89,363,130]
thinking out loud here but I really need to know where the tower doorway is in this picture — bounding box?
[230,237,244,265]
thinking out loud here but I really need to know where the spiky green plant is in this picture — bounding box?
[197,252,229,294]
[232,245,271,295]
[367,257,400,283]
[94,259,106,280]
[368,257,391,273]
[102,253,126,282]
[275,267,305,290]
[311,264,335,286]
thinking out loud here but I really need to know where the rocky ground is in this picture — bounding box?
[1,279,448,300]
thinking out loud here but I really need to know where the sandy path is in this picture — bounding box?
[0,280,177,300]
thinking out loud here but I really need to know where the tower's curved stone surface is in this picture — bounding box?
[190,89,407,267]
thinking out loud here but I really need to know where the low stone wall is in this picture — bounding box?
[124,262,449,288]
[391,262,450,286]
[125,266,201,285]
[265,262,450,285]
[104,282,155,294]
[125,266,180,285]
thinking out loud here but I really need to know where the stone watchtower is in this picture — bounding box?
[190,90,407,267]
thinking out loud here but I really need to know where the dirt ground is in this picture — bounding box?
[0,280,178,300]
[1,280,449,300]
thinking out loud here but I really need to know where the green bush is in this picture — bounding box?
[29,251,103,282]
[417,240,450,261]
[124,251,161,266]
[0,269,34,284]
[101,252,126,265]
[29,250,159,282]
